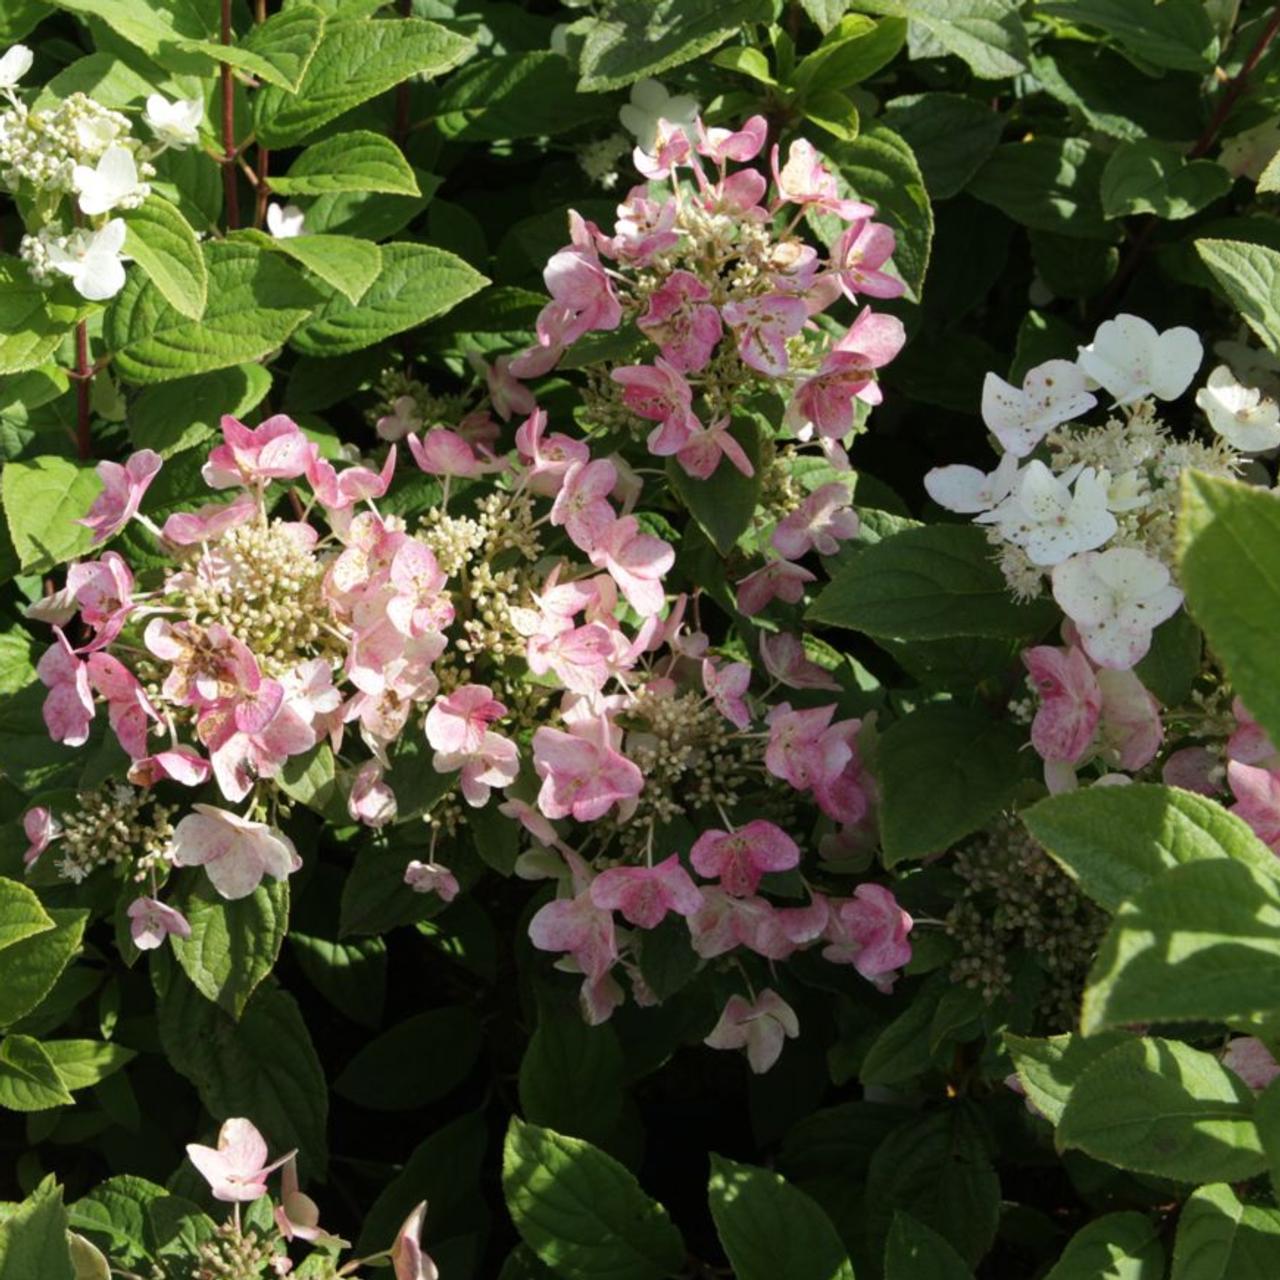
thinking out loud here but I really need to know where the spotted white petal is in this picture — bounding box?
[1077,313,1203,406]
[923,451,1018,514]
[1195,364,1280,452]
[980,359,1096,456]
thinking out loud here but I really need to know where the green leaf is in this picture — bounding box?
[878,704,1028,863]
[1,456,99,575]
[881,93,1004,200]
[826,124,932,297]
[0,259,88,376]
[106,240,321,384]
[234,4,326,91]
[860,978,945,1084]
[712,46,779,86]
[0,877,54,953]
[1133,610,1201,707]
[864,1108,1000,1267]
[120,196,208,321]
[1005,1030,1130,1125]
[290,242,488,356]
[1057,1037,1267,1183]
[159,976,328,1178]
[0,1176,75,1280]
[707,1153,855,1280]
[170,879,290,1019]
[271,131,419,196]
[46,0,214,65]
[436,52,614,140]
[885,1212,975,1280]
[1101,141,1232,221]
[0,0,50,43]
[854,0,1029,77]
[0,1035,75,1111]
[128,364,273,457]
[333,1008,481,1110]
[290,931,386,1028]
[807,524,1055,640]
[576,0,774,91]
[793,15,906,93]
[519,1002,625,1146]
[0,909,87,1027]
[666,416,761,554]
[1044,1213,1164,1280]
[1021,782,1280,914]
[1180,471,1280,737]
[1036,0,1218,72]
[802,91,861,142]
[1195,240,1280,355]
[255,16,474,147]
[1082,857,1280,1032]
[40,1039,135,1092]
[503,1118,685,1280]
[235,228,382,306]
[969,138,1112,239]
[1171,1182,1280,1279]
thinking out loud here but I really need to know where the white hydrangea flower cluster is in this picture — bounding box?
[0,44,203,302]
[926,314,1265,671]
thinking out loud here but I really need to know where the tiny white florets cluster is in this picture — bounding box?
[927,313,1277,673]
[0,43,203,302]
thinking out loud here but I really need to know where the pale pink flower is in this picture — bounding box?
[406,428,496,478]
[127,745,212,788]
[688,887,774,958]
[829,219,903,300]
[606,187,680,264]
[704,989,799,1074]
[1223,1037,1280,1091]
[475,353,537,422]
[822,884,913,990]
[22,807,58,867]
[1161,746,1220,796]
[690,819,800,897]
[637,270,723,372]
[274,1156,346,1247]
[759,633,840,691]
[736,558,816,616]
[306,447,397,509]
[78,449,162,544]
[588,515,674,617]
[187,1118,292,1203]
[88,650,158,759]
[426,685,506,756]
[1229,698,1280,769]
[375,395,422,442]
[550,458,618,552]
[1228,761,1280,852]
[1096,668,1162,771]
[611,358,697,443]
[127,897,191,950]
[772,483,859,558]
[765,703,850,790]
[702,659,751,730]
[454,733,520,807]
[772,139,873,220]
[66,552,134,629]
[390,1202,439,1280]
[161,491,257,545]
[537,227,622,350]
[385,540,452,639]
[674,415,755,480]
[498,798,560,848]
[37,628,94,746]
[633,120,693,180]
[202,414,315,489]
[696,115,767,164]
[404,860,460,902]
[532,724,643,822]
[789,308,906,438]
[713,168,768,217]
[527,623,616,695]
[528,878,618,980]
[751,896,832,959]
[348,760,397,828]
[811,719,874,825]
[1024,645,1102,764]
[514,409,590,495]
[170,804,302,900]
[721,293,807,376]
[589,853,703,928]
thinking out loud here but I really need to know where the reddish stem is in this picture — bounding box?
[221,0,240,229]
[75,321,92,460]
[1093,6,1280,318]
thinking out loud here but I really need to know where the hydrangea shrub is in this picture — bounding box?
[2,1,1280,1277]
